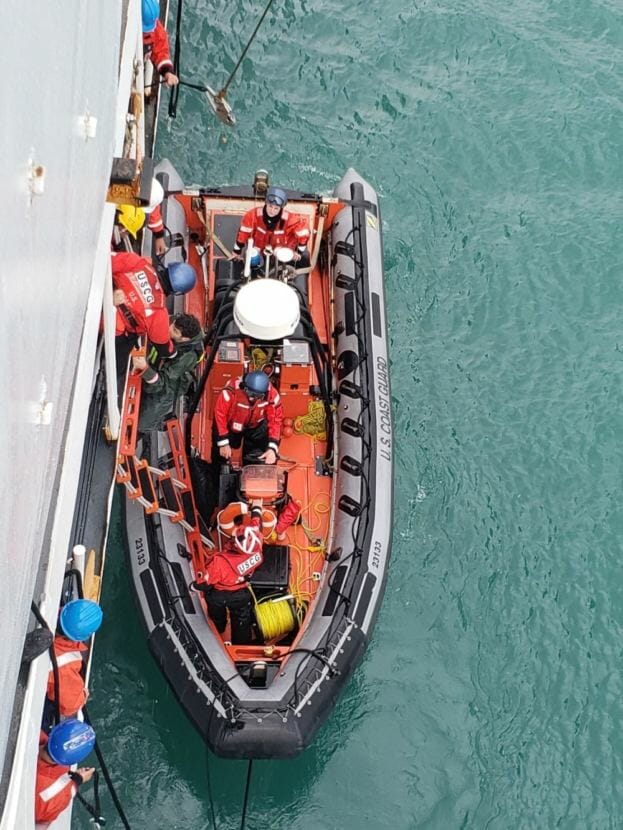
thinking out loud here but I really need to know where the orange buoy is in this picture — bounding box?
[283,417,293,428]
[283,425,294,438]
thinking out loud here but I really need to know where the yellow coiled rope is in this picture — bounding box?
[287,493,331,623]
[248,493,331,639]
[294,400,328,441]
[248,585,297,640]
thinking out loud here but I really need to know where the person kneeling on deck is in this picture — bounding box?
[229,186,310,267]
[132,313,203,432]
[111,250,196,376]
[192,502,264,644]
[35,719,96,823]
[213,371,283,467]
[43,600,103,732]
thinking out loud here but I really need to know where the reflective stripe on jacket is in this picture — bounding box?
[143,20,174,75]
[234,207,310,252]
[46,636,87,717]
[35,758,76,823]
[214,377,283,451]
[201,513,264,591]
[111,251,172,351]
[147,204,164,234]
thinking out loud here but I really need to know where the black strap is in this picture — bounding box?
[83,705,132,829]
[30,602,61,727]
[168,0,183,118]
[341,197,378,216]
[75,772,106,827]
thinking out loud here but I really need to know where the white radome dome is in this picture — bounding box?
[234,280,300,340]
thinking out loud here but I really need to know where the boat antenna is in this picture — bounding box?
[205,0,279,126]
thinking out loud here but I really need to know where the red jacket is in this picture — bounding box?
[275,498,301,534]
[143,21,174,76]
[214,377,283,452]
[46,637,87,717]
[111,251,173,359]
[234,207,310,254]
[201,512,264,592]
[147,204,164,235]
[35,755,76,823]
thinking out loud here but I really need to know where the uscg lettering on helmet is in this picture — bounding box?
[237,553,261,575]
[134,270,154,304]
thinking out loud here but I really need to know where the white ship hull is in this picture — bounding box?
[0,2,146,827]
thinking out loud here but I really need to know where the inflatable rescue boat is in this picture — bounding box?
[118,164,393,758]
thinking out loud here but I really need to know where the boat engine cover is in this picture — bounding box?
[234,280,300,340]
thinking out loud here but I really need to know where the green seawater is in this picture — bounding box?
[81,1,623,827]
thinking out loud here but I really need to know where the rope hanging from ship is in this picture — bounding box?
[168,0,280,125]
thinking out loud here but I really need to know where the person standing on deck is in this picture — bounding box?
[213,371,283,466]
[142,0,179,88]
[230,187,311,266]
[35,720,96,823]
[191,502,264,644]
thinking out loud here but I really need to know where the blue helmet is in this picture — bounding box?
[167,262,197,295]
[142,0,159,32]
[47,719,96,766]
[266,187,287,208]
[60,600,103,642]
[243,371,269,396]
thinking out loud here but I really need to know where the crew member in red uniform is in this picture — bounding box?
[230,187,310,266]
[35,720,95,823]
[192,502,264,643]
[213,371,283,466]
[111,251,196,373]
[145,177,167,256]
[142,0,179,88]
[44,600,103,728]
[147,203,166,255]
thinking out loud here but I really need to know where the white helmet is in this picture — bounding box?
[145,178,164,214]
[234,526,262,555]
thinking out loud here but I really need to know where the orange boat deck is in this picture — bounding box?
[181,195,335,658]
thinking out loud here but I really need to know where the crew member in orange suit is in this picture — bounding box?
[45,600,103,724]
[35,720,95,823]
[213,371,283,466]
[192,502,264,643]
[230,187,310,266]
[144,177,167,256]
[146,203,166,255]
[142,0,179,88]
